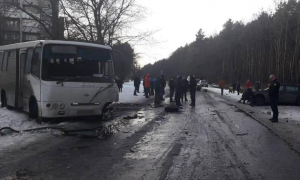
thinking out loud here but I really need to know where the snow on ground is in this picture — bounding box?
[206,87,300,122]
[0,108,40,130]
[119,81,150,103]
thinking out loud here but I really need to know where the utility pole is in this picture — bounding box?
[19,0,23,42]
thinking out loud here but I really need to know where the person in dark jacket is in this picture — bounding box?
[181,77,189,102]
[161,75,166,96]
[169,77,175,102]
[189,75,197,106]
[175,76,183,106]
[155,76,161,104]
[116,78,123,92]
[232,82,237,94]
[236,81,240,95]
[268,75,280,123]
[133,75,140,96]
[150,78,155,96]
[240,88,254,106]
[255,81,261,92]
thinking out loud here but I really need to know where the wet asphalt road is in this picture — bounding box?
[1,91,300,180]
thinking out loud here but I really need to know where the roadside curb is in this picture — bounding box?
[206,88,300,156]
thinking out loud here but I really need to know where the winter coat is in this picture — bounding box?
[232,82,237,90]
[144,74,151,88]
[134,77,140,87]
[236,82,240,90]
[150,78,155,88]
[175,78,182,93]
[161,78,166,88]
[155,78,161,91]
[219,80,226,89]
[242,88,253,100]
[182,79,189,92]
[268,79,280,99]
[246,82,252,89]
[189,77,197,92]
[169,79,175,89]
[116,79,123,88]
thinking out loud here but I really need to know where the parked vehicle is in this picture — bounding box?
[0,40,118,121]
[196,80,202,91]
[200,80,208,87]
[253,85,300,106]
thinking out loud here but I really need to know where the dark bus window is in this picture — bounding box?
[31,47,42,78]
[25,48,33,74]
[0,52,3,70]
[7,50,16,73]
[2,51,8,71]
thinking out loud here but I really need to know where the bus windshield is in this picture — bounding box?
[42,44,114,82]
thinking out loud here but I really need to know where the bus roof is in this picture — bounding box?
[0,40,112,51]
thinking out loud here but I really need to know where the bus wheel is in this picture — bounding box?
[29,98,38,119]
[1,91,7,108]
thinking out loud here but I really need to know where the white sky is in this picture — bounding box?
[134,0,278,67]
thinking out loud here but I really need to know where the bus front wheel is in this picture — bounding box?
[1,91,7,108]
[29,98,39,119]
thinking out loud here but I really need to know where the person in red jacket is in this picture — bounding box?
[144,74,151,98]
[246,80,252,89]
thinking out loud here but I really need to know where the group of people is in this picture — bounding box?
[169,76,197,107]
[218,75,280,123]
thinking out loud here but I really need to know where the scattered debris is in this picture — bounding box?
[236,133,248,136]
[249,111,254,114]
[123,114,138,120]
[122,129,133,133]
[267,111,272,115]
[165,105,179,112]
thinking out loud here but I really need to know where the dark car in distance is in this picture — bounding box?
[253,85,300,106]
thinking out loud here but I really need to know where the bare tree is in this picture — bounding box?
[61,0,148,45]
[2,0,63,40]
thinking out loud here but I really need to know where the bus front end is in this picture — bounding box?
[40,43,119,118]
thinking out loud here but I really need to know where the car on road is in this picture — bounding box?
[253,85,300,106]
[196,81,202,91]
[199,80,208,87]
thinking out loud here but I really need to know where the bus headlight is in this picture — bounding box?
[59,103,66,109]
[52,103,59,109]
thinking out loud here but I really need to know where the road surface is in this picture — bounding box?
[1,90,300,180]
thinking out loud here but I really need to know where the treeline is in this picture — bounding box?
[141,0,300,86]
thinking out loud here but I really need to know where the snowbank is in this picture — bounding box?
[206,87,300,122]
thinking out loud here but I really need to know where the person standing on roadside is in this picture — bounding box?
[150,77,155,96]
[246,80,252,89]
[232,81,237,94]
[116,77,123,92]
[219,79,226,95]
[155,76,161,104]
[175,76,183,106]
[268,74,280,123]
[236,81,240,95]
[169,77,175,102]
[189,75,197,106]
[144,74,151,98]
[161,75,166,97]
[181,77,189,102]
[133,75,140,96]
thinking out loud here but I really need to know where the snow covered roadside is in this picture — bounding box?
[206,87,300,152]
[119,81,147,103]
[206,87,300,122]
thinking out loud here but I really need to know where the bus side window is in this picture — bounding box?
[0,52,3,70]
[25,48,33,74]
[7,50,16,73]
[2,51,8,71]
[31,47,42,78]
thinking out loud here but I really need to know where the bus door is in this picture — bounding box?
[17,49,26,108]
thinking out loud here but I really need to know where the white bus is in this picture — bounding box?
[0,40,119,121]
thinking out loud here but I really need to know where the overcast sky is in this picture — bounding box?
[134,0,279,67]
